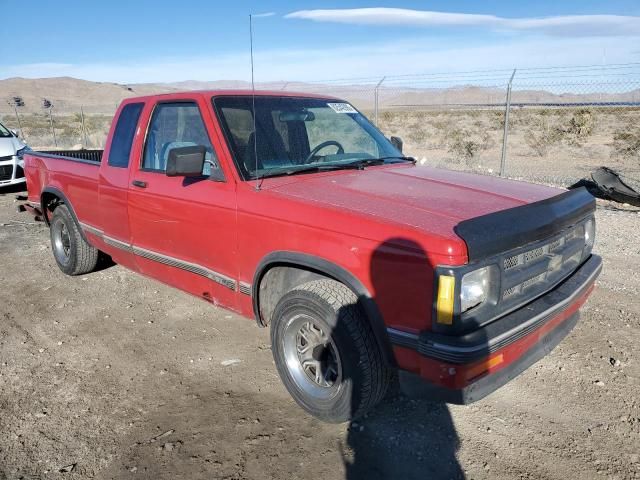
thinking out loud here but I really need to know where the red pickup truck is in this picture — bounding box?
[22,91,601,423]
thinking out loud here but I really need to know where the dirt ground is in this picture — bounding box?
[0,182,639,480]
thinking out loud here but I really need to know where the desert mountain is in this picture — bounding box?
[1,76,638,115]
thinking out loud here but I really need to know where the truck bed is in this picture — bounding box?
[24,149,103,229]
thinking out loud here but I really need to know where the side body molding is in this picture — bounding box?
[252,251,396,366]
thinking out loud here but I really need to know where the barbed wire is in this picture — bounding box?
[297,62,640,87]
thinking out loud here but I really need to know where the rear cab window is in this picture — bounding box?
[108,103,143,168]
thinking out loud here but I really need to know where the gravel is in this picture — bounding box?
[0,186,639,479]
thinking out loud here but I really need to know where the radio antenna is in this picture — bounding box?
[249,14,260,191]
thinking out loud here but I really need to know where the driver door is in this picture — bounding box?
[127,98,238,309]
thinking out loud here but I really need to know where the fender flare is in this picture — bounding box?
[41,186,90,244]
[252,251,396,366]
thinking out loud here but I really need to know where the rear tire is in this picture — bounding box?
[270,279,392,423]
[50,204,99,275]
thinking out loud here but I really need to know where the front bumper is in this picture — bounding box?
[392,254,602,404]
[0,157,26,187]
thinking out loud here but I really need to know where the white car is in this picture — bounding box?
[0,121,29,188]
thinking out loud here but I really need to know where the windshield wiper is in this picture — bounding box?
[254,163,361,180]
[368,156,416,164]
[253,156,416,180]
[338,156,416,169]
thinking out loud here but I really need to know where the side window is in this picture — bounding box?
[108,103,143,168]
[142,102,221,177]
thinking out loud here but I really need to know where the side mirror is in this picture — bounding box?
[10,129,19,137]
[390,136,403,153]
[166,145,206,177]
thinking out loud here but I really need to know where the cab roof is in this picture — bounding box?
[121,90,342,104]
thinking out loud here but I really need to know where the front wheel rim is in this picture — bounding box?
[282,313,342,400]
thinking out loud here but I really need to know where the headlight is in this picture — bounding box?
[460,266,490,312]
[584,218,595,249]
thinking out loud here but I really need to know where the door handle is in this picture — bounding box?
[131,180,147,188]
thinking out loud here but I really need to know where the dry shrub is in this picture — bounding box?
[381,110,394,123]
[563,108,595,146]
[407,127,426,144]
[432,118,454,133]
[612,126,640,160]
[445,128,494,164]
[522,109,595,156]
[492,110,505,130]
[524,117,562,157]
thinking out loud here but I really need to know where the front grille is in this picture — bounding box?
[502,285,518,299]
[499,221,589,309]
[548,237,564,252]
[503,240,565,272]
[524,247,545,263]
[0,155,12,161]
[503,255,520,270]
[0,164,13,181]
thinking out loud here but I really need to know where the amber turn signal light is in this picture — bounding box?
[436,275,455,325]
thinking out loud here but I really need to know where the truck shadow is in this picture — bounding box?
[342,398,463,479]
[339,238,466,480]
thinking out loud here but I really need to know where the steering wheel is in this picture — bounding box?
[305,140,345,163]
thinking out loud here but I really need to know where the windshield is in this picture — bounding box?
[212,96,403,180]
[0,122,13,138]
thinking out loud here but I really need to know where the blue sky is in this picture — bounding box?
[1,0,639,83]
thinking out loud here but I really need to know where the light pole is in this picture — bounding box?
[43,98,57,147]
[80,106,88,148]
[8,96,25,138]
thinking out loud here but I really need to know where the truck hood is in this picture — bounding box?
[0,136,26,157]
[264,164,562,240]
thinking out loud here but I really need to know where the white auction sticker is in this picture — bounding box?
[327,102,357,114]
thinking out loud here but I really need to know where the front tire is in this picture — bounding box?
[271,279,391,423]
[50,204,99,275]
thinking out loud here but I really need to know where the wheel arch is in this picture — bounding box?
[252,251,396,366]
[40,186,90,243]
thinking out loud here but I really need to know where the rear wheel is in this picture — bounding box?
[271,279,392,423]
[50,204,99,275]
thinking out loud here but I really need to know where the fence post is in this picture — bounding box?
[374,76,386,126]
[500,69,516,177]
[80,106,88,148]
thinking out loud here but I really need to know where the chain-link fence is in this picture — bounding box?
[2,63,639,189]
[280,64,640,189]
